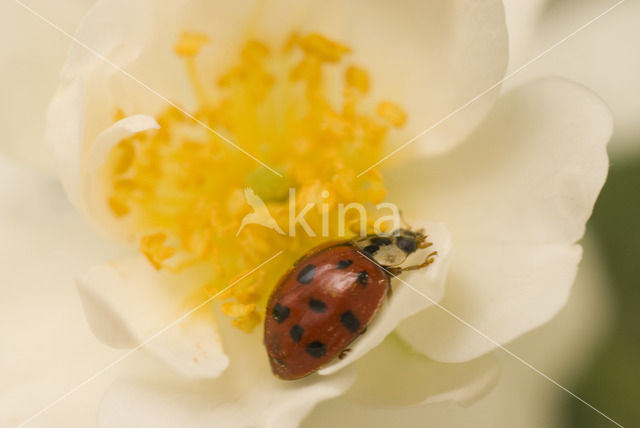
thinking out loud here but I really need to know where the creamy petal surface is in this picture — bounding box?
[0,0,94,173]
[387,78,611,362]
[502,0,549,59]
[304,236,613,427]
[0,155,122,428]
[78,257,229,378]
[97,315,355,428]
[507,0,640,159]
[344,334,499,408]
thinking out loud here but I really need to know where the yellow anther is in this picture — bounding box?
[175,33,211,106]
[367,180,387,204]
[140,232,175,270]
[232,311,262,333]
[283,32,299,53]
[298,33,351,62]
[242,40,270,63]
[289,58,320,83]
[377,101,407,128]
[331,170,356,201]
[221,301,257,318]
[113,108,126,122]
[186,228,212,258]
[108,195,130,217]
[345,65,370,93]
[113,179,135,193]
[234,285,260,304]
[174,31,210,57]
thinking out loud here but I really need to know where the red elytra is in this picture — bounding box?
[263,229,437,380]
[264,243,388,379]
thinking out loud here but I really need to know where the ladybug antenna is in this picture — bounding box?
[417,235,433,250]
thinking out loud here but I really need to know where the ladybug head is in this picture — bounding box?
[353,228,427,268]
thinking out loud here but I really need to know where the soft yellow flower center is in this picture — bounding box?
[104,31,406,332]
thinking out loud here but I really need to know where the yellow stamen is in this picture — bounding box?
[104,31,407,331]
[108,195,130,217]
[221,301,257,318]
[232,311,262,333]
[174,32,210,57]
[175,32,212,106]
[345,65,370,93]
[377,101,407,128]
[140,232,176,270]
[298,33,351,62]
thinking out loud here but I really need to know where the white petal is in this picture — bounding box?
[338,0,509,158]
[86,115,159,173]
[303,236,613,428]
[502,0,549,60]
[344,334,499,408]
[0,0,94,174]
[229,0,509,158]
[0,154,123,428]
[77,256,229,378]
[319,222,451,375]
[47,0,510,202]
[507,0,640,159]
[46,0,255,217]
[244,0,509,157]
[386,78,611,362]
[46,0,164,212]
[97,315,355,428]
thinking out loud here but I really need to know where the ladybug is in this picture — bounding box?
[263,228,437,380]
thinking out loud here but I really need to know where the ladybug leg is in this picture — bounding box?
[418,240,433,250]
[339,348,352,360]
[399,251,438,273]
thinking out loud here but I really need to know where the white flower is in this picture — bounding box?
[0,160,613,428]
[504,0,640,159]
[0,0,612,427]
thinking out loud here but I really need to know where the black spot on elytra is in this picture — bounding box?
[357,271,369,287]
[290,325,304,343]
[309,299,327,313]
[396,236,418,254]
[272,303,290,323]
[362,244,379,256]
[371,237,392,246]
[340,310,361,333]
[336,259,353,269]
[297,264,316,284]
[306,341,327,358]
